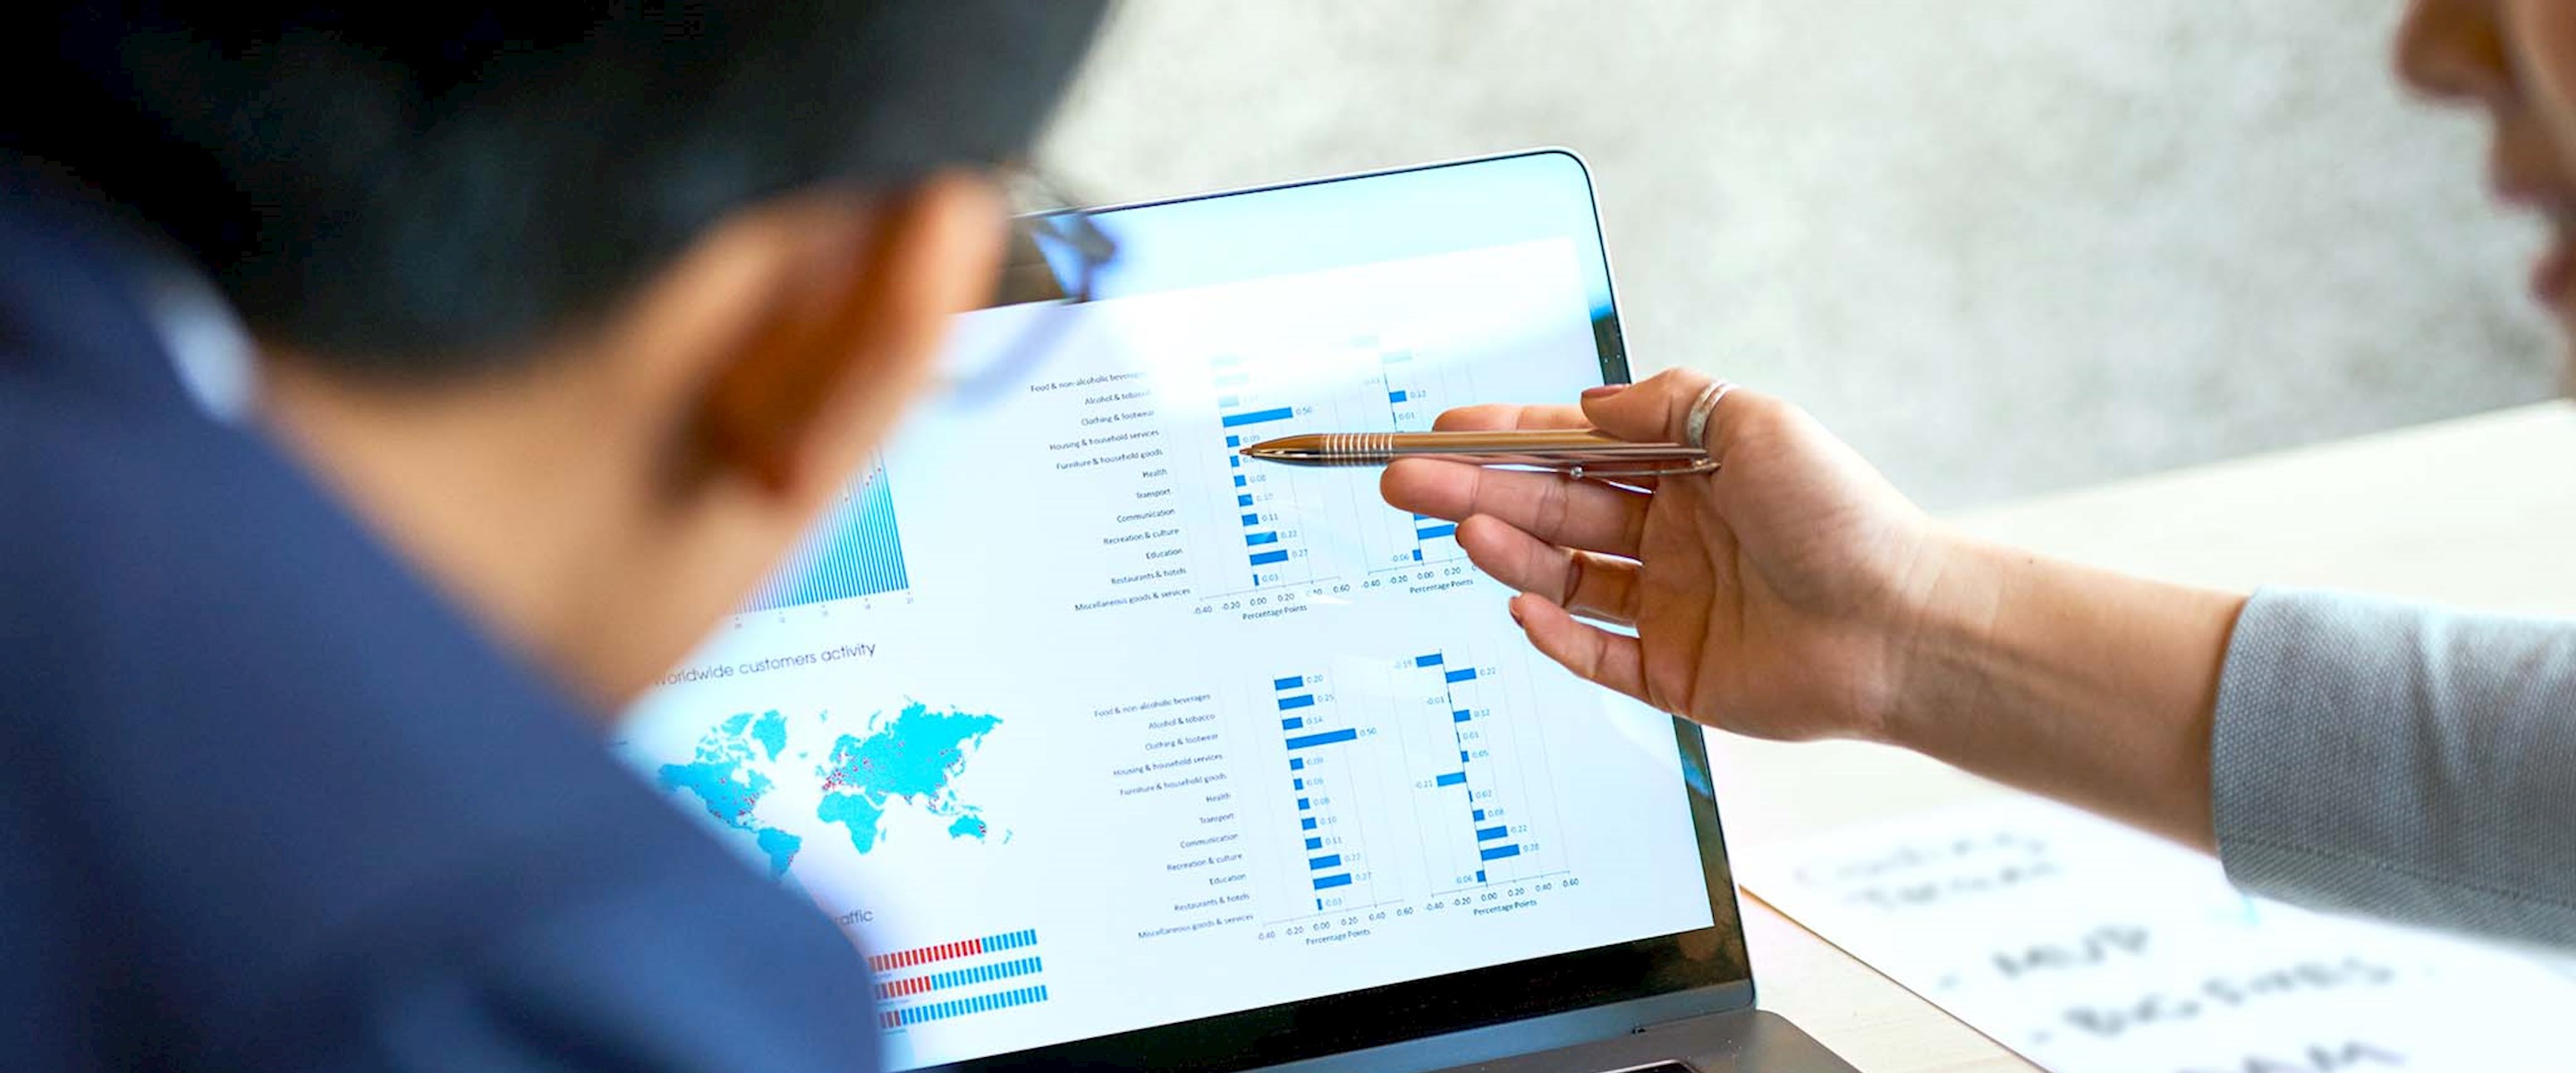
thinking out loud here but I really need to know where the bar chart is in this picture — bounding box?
[1213,352,1320,591]
[1374,347,1470,567]
[869,927,1051,1031]
[1258,644,1567,921]
[1208,336,1486,598]
[744,458,911,612]
[1402,649,1554,890]
[1273,671,1384,914]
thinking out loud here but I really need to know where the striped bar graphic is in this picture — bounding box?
[877,956,1044,1001]
[743,460,911,612]
[879,984,1050,1030]
[866,928,1038,974]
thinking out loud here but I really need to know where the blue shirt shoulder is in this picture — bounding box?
[0,202,881,1071]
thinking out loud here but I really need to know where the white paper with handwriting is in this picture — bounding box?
[1734,795,2576,1073]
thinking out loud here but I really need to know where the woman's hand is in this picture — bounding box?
[1387,368,2243,850]
[1380,368,1962,744]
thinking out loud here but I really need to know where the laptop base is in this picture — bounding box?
[1427,1010,1860,1073]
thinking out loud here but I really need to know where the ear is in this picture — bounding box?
[692,172,1008,505]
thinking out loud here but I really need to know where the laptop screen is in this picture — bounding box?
[617,151,1747,1070]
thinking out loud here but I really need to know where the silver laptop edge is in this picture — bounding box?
[1250,984,1755,1073]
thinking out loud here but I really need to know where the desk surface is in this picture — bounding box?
[1721,401,2576,1072]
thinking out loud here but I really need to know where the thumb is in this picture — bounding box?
[1580,368,1718,444]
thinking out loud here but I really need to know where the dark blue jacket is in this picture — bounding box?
[0,190,884,1070]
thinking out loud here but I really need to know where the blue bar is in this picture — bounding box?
[1296,798,1310,810]
[1412,548,1423,562]
[1460,750,1470,763]
[1216,373,1250,386]
[902,956,1046,996]
[1476,825,1510,841]
[1273,676,1303,690]
[1445,668,1479,683]
[1247,532,1279,546]
[1313,874,1353,891]
[1218,395,1241,408]
[1383,351,1412,363]
[1293,777,1304,790]
[1276,694,1315,712]
[1305,836,1323,850]
[1241,513,1260,526]
[741,462,911,613]
[1222,406,1295,428]
[1234,475,1248,487]
[1231,456,1241,468]
[1238,494,1254,507]
[1472,808,1485,821]
[1480,844,1522,861]
[1280,717,1303,731]
[1317,898,1325,910]
[1418,523,1456,540]
[886,983,1053,1027]
[1290,757,1305,772]
[1414,654,1445,667]
[1388,390,1408,403]
[1301,816,1318,830]
[1453,710,1471,722]
[1434,772,1466,788]
[1250,550,1290,566]
[1225,435,1241,447]
[1308,855,1342,870]
[1286,728,1359,750]
[1476,869,1487,883]
[1413,512,1435,521]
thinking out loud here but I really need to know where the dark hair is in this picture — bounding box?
[6,2,1106,378]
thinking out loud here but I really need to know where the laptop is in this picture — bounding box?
[618,150,1860,1073]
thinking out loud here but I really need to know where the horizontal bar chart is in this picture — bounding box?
[877,956,1044,1001]
[879,984,1049,1030]
[866,928,1038,974]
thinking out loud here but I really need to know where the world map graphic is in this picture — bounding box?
[653,702,1002,879]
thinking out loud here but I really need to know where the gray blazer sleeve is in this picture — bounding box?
[2213,587,2576,947]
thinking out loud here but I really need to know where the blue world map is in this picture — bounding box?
[655,702,1002,879]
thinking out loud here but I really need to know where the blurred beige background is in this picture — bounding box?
[1039,1,2563,509]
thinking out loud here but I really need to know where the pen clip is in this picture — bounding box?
[1485,456,1722,481]
[1423,435,1717,480]
[1556,457,1722,480]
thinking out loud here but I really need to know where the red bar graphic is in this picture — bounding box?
[868,934,995,975]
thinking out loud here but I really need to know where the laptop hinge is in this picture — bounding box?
[1246,982,1753,1073]
[1632,977,1756,1035]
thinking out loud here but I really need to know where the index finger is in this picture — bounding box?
[1431,402,1590,432]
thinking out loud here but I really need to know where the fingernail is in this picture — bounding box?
[1507,599,1526,626]
[1581,384,1630,400]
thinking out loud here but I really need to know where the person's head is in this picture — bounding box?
[2398,0,2576,343]
[9,3,1106,707]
